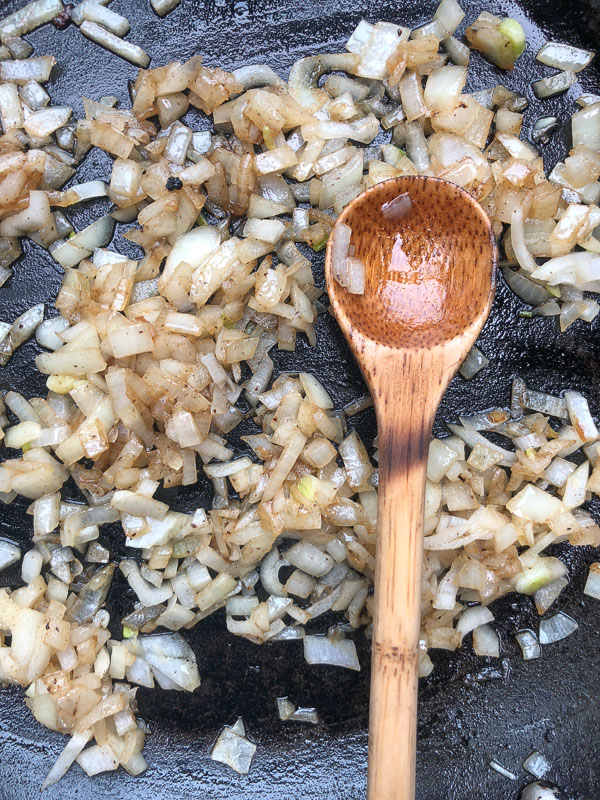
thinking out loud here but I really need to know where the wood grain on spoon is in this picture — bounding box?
[325,176,497,800]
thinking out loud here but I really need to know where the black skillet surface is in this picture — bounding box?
[1,1,600,798]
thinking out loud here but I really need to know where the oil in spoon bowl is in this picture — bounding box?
[325,175,497,800]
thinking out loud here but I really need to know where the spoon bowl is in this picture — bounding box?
[325,176,497,800]
[328,176,496,349]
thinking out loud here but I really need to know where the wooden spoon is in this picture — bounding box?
[325,176,497,800]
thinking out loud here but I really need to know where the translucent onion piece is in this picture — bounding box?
[583,562,600,599]
[489,760,518,780]
[522,750,551,779]
[211,718,256,774]
[459,345,489,379]
[538,611,578,644]
[303,634,360,670]
[0,539,21,571]
[532,71,577,100]
[515,629,541,660]
[79,21,150,68]
[535,41,594,73]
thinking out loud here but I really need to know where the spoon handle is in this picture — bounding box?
[367,366,436,800]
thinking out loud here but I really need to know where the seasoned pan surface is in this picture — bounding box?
[0,1,599,798]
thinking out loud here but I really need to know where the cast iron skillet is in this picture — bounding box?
[0,1,599,798]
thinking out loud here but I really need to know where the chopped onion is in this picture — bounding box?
[24,106,72,137]
[233,64,285,91]
[515,629,541,660]
[0,303,45,367]
[532,71,577,100]
[489,759,517,780]
[472,623,500,657]
[572,102,600,150]
[42,730,93,790]
[76,744,119,777]
[0,55,55,84]
[536,41,594,73]
[381,192,412,222]
[80,21,150,68]
[36,317,69,350]
[135,633,201,691]
[534,576,568,614]
[286,541,333,578]
[329,221,352,288]
[583,562,600,599]
[523,751,551,779]
[303,634,360,670]
[456,605,494,638]
[564,390,598,442]
[532,116,559,145]
[0,0,62,39]
[78,1,130,37]
[0,539,21,571]
[459,345,488,379]
[211,718,256,774]
[539,611,578,644]
[434,0,465,37]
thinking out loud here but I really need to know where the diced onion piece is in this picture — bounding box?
[510,205,538,273]
[79,21,150,68]
[522,751,551,779]
[539,611,578,644]
[536,41,594,73]
[329,221,352,288]
[5,420,42,449]
[583,562,600,599]
[456,605,494,638]
[381,192,412,222]
[79,1,130,36]
[0,55,55,84]
[42,730,93,790]
[424,66,467,114]
[0,0,62,39]
[572,102,600,150]
[112,491,168,520]
[0,303,45,367]
[233,64,285,91]
[564,390,599,442]
[211,718,256,774]
[135,632,201,691]
[434,0,465,36]
[0,539,21,571]
[51,216,115,268]
[489,759,518,780]
[459,345,488,379]
[442,36,470,67]
[345,256,365,295]
[472,624,500,657]
[23,106,72,137]
[534,576,568,614]
[288,706,319,724]
[276,697,296,720]
[515,629,541,660]
[286,541,333,578]
[532,71,577,100]
[76,744,119,777]
[303,634,360,670]
[36,317,69,351]
[507,484,563,524]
